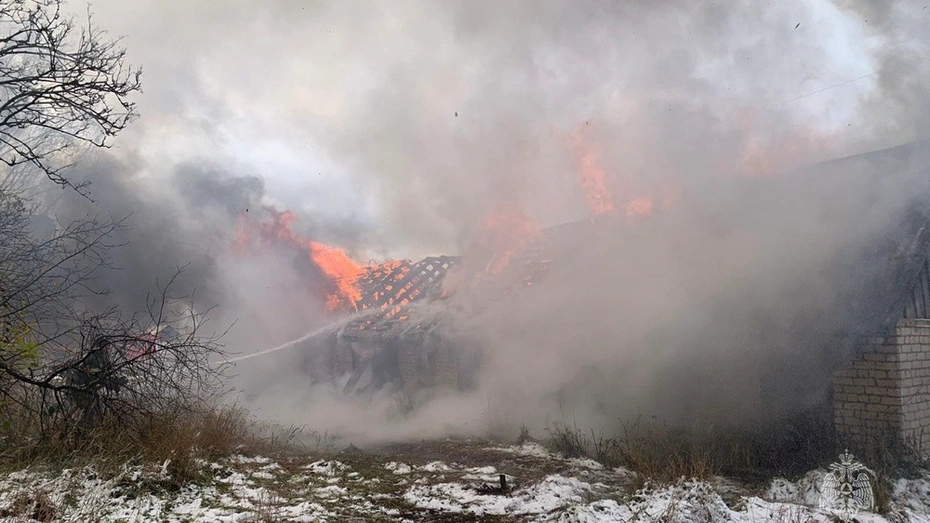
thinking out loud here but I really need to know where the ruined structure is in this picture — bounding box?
[282,236,554,394]
[242,140,930,455]
[834,321,930,456]
[819,140,930,454]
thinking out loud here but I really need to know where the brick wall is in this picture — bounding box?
[834,319,930,454]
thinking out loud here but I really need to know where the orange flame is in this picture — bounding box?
[570,122,657,221]
[624,198,654,218]
[234,208,365,312]
[478,204,540,277]
[570,123,616,218]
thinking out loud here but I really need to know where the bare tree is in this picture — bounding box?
[0,191,228,440]
[0,189,119,423]
[31,275,230,435]
[0,0,142,193]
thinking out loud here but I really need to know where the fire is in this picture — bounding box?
[234,207,366,312]
[310,242,364,311]
[570,123,616,218]
[477,204,541,277]
[624,198,654,218]
[569,122,656,221]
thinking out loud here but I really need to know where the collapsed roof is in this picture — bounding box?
[243,140,930,400]
[331,140,930,347]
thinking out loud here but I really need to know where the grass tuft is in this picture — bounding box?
[0,488,56,522]
[0,403,273,486]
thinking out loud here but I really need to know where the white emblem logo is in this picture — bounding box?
[819,449,874,522]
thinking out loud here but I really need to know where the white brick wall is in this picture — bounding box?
[834,319,930,454]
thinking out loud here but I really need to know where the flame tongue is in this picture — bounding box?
[310,242,363,311]
[459,203,543,291]
[571,124,616,218]
[569,122,655,221]
[625,198,653,218]
[234,208,365,312]
[480,205,540,276]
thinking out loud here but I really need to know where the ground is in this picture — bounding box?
[1,440,929,522]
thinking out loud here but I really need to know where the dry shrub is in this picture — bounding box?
[123,406,260,484]
[545,423,590,459]
[0,402,269,486]
[546,420,716,486]
[545,409,842,486]
[0,489,56,522]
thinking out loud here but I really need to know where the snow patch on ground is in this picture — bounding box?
[420,461,451,472]
[1,447,929,522]
[569,457,604,470]
[0,456,369,522]
[405,473,589,517]
[892,472,930,515]
[492,441,555,458]
[764,469,827,507]
[303,459,346,476]
[553,481,829,523]
[228,454,274,465]
[384,461,413,474]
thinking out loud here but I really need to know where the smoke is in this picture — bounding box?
[828,1,930,145]
[46,149,360,354]
[32,0,930,442]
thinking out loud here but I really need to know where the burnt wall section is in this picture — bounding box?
[397,341,458,391]
[834,319,930,455]
[331,324,480,395]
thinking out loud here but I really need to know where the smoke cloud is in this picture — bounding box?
[31,0,930,442]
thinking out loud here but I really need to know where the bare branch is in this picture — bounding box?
[0,192,229,436]
[0,0,142,193]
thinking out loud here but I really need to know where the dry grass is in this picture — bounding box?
[0,403,275,486]
[545,412,929,516]
[544,410,846,487]
[546,420,715,487]
[0,488,56,522]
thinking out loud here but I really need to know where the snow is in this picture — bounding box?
[1,448,928,522]
[462,465,503,483]
[384,461,413,474]
[313,485,348,497]
[403,471,930,522]
[228,454,274,465]
[303,459,346,476]
[893,471,930,515]
[0,456,357,522]
[764,470,827,506]
[569,457,605,470]
[420,460,451,472]
[405,474,589,517]
[492,441,555,458]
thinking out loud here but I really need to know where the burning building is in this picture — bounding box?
[236,139,930,455]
